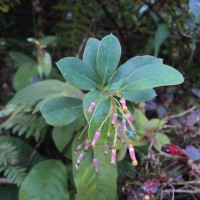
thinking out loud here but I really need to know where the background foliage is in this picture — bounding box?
[0,0,200,200]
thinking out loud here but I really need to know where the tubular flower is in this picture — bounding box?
[93,157,98,173]
[87,102,96,114]
[104,143,109,155]
[126,111,133,124]
[74,144,82,154]
[129,144,138,166]
[111,112,118,125]
[75,152,86,169]
[120,98,128,112]
[117,134,125,143]
[122,119,127,132]
[111,146,117,164]
[84,139,90,152]
[91,130,101,147]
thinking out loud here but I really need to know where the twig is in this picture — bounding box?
[145,120,163,171]
[164,105,200,121]
[163,189,200,194]
[62,130,79,155]
[0,178,16,185]
[26,141,41,169]
[75,17,96,58]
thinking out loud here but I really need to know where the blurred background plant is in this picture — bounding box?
[0,0,200,200]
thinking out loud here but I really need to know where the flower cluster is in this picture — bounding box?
[75,97,138,173]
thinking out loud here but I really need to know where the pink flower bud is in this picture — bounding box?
[93,157,98,173]
[126,112,133,124]
[76,152,85,164]
[75,152,86,169]
[111,147,117,164]
[84,139,90,151]
[117,134,125,143]
[87,102,96,114]
[104,144,109,155]
[91,130,101,147]
[120,98,128,112]
[112,112,118,125]
[129,144,138,166]
[122,119,127,131]
[74,144,82,154]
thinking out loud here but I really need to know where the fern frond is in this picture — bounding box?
[54,0,97,54]
[0,142,26,186]
[0,112,48,141]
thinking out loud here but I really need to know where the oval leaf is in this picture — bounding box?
[122,89,157,101]
[83,38,100,70]
[110,55,162,84]
[19,160,69,200]
[154,24,170,57]
[73,145,117,200]
[96,34,121,87]
[56,57,97,90]
[8,80,83,106]
[40,97,83,126]
[108,64,184,92]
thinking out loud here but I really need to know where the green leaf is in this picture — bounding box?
[9,52,35,68]
[145,119,167,138]
[8,80,83,106]
[131,138,148,147]
[108,64,184,93]
[13,62,38,91]
[122,89,157,101]
[56,57,97,90]
[41,97,83,126]
[134,108,148,137]
[83,90,105,123]
[110,55,162,84]
[96,34,121,87]
[154,132,170,151]
[39,36,56,46]
[52,119,83,159]
[83,38,100,70]
[73,145,117,200]
[19,160,69,200]
[0,136,42,168]
[88,97,111,143]
[154,24,170,57]
[38,51,52,77]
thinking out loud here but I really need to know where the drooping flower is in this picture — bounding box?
[111,146,117,164]
[91,130,101,147]
[112,112,118,125]
[87,102,96,114]
[104,143,109,155]
[75,152,86,169]
[93,157,98,173]
[129,144,138,166]
[126,111,133,124]
[84,139,90,152]
[74,144,82,154]
[120,98,128,112]
[117,134,125,143]
[122,118,127,132]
